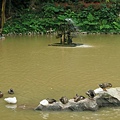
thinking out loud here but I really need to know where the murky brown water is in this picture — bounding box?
[0,34,120,120]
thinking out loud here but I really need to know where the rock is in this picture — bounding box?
[35,87,120,112]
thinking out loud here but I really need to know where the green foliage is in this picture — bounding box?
[77,3,120,33]
[41,3,64,18]
[3,2,120,34]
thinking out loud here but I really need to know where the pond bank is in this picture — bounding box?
[2,31,120,37]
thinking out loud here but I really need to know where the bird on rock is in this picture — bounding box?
[99,83,112,91]
[47,98,56,104]
[59,96,69,104]
[40,99,49,106]
[86,90,96,99]
[74,94,85,102]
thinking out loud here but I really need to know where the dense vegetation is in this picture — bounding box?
[1,0,120,34]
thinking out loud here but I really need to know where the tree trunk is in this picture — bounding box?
[1,0,6,34]
[8,0,11,16]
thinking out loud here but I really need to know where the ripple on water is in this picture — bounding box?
[89,107,120,120]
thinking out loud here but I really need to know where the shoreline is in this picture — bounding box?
[2,31,120,37]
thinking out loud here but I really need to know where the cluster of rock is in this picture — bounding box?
[35,83,120,112]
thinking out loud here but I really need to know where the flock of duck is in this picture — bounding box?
[0,83,114,110]
[39,83,113,106]
[0,89,17,104]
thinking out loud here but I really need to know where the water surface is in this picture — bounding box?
[0,34,120,120]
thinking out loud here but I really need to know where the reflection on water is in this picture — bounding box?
[36,107,120,120]
[40,112,49,119]
[0,34,120,120]
[76,44,93,48]
[5,104,17,109]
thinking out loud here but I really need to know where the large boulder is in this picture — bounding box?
[35,87,120,111]
[35,98,99,111]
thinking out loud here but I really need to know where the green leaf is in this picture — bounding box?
[113,22,120,28]
[87,13,94,22]
[102,20,107,25]
[58,15,66,21]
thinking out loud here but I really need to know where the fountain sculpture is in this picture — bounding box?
[48,18,83,47]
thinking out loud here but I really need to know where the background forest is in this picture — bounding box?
[0,0,120,34]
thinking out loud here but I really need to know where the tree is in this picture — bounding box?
[1,0,6,35]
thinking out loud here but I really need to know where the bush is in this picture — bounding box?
[3,2,120,34]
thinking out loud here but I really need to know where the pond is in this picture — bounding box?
[0,34,120,120]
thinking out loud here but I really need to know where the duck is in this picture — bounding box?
[4,97,17,104]
[94,87,103,94]
[99,83,112,91]
[47,98,56,104]
[74,94,85,102]
[40,99,49,106]
[59,96,68,104]
[73,94,79,99]
[0,91,3,98]
[86,90,96,99]
[40,98,56,106]
[8,88,14,94]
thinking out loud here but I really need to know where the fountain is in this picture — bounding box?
[48,18,83,47]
